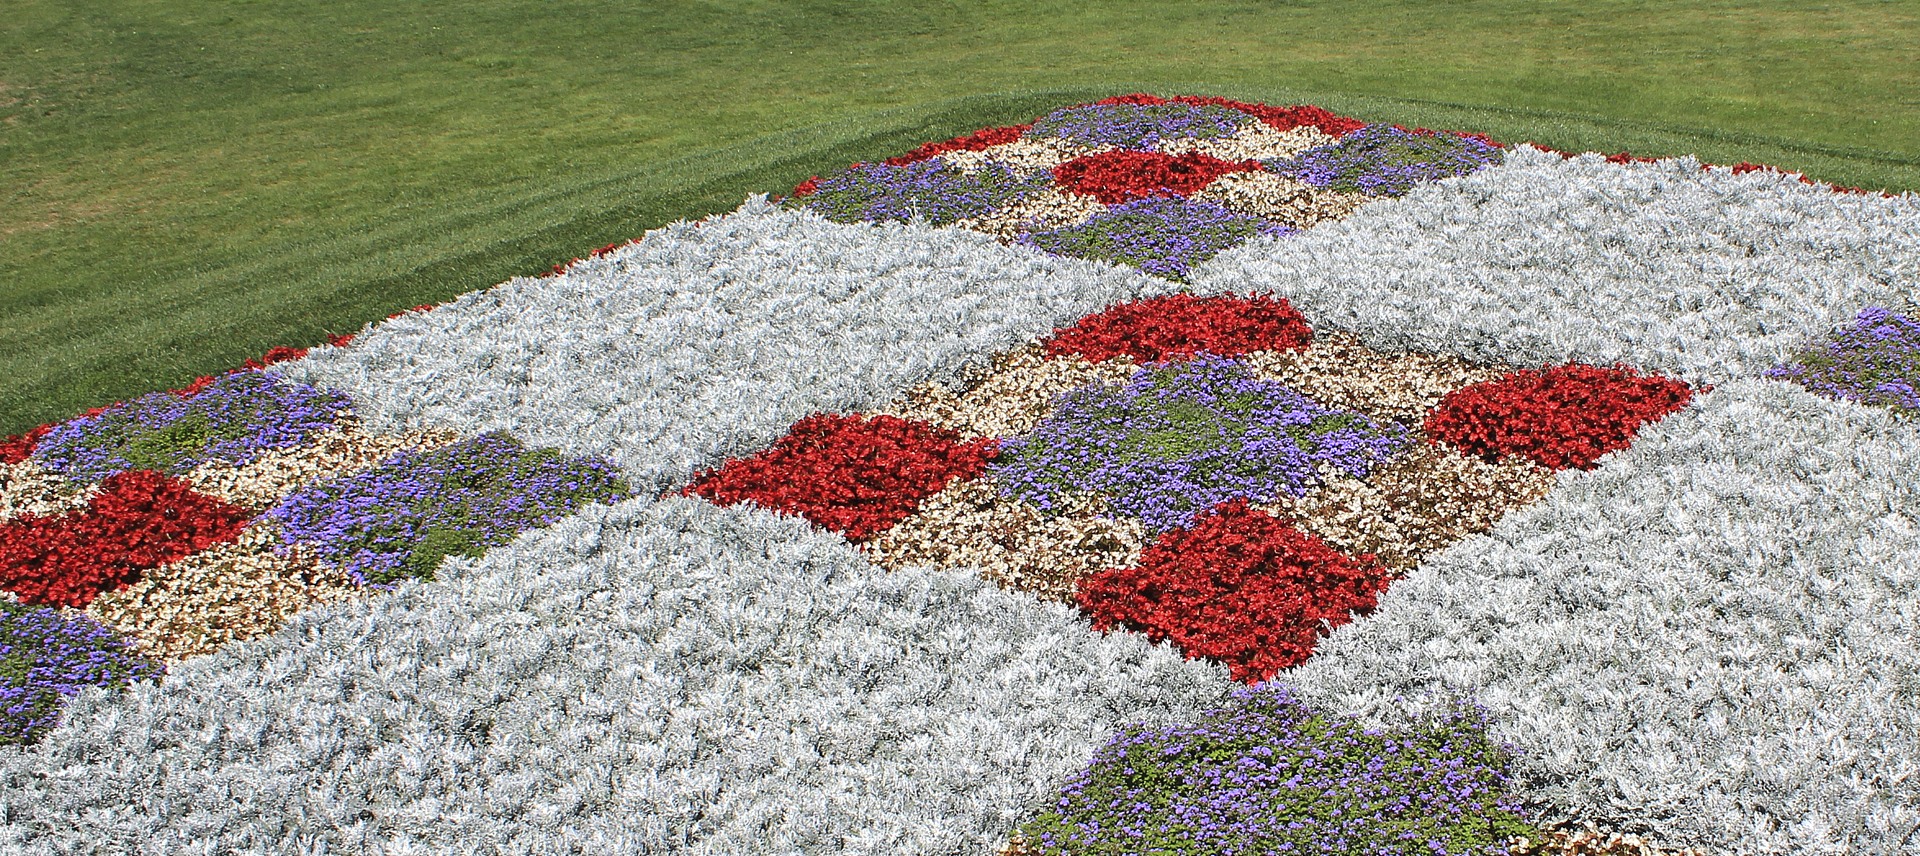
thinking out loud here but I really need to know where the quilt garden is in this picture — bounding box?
[1,94,1916,855]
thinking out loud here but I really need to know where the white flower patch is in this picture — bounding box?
[1158,123,1338,163]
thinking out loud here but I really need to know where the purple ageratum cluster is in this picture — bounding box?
[31,371,352,483]
[1268,124,1504,197]
[992,356,1409,532]
[1018,198,1294,282]
[1014,685,1540,856]
[1025,102,1253,150]
[1766,305,1920,414]
[0,599,164,746]
[265,432,632,587]
[791,159,1050,227]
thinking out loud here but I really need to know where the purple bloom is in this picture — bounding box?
[265,433,632,586]
[1268,125,1504,197]
[792,159,1048,226]
[1766,306,1920,414]
[1027,102,1253,150]
[1018,197,1294,281]
[1015,685,1539,855]
[31,371,352,482]
[991,356,1408,532]
[0,600,163,746]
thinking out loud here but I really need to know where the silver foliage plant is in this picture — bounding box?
[277,200,1188,498]
[0,145,1913,853]
[0,498,1230,853]
[1196,146,1920,387]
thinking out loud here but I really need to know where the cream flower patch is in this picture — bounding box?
[1190,170,1373,230]
[865,478,1145,603]
[1158,123,1338,163]
[0,459,95,523]
[181,420,464,510]
[1241,331,1509,424]
[874,345,1137,440]
[83,522,363,664]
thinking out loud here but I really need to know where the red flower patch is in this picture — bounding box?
[1425,363,1696,471]
[0,425,52,465]
[1075,499,1391,683]
[1052,150,1263,205]
[682,413,996,542]
[884,124,1034,167]
[0,470,252,608]
[1042,293,1313,364]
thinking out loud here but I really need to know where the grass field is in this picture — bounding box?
[4,0,1918,436]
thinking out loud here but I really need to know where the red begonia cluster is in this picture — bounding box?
[0,470,252,608]
[1042,292,1314,364]
[683,413,996,542]
[1075,499,1391,683]
[1094,93,1367,137]
[0,425,52,465]
[1052,150,1262,205]
[884,124,1034,166]
[1425,363,1696,471]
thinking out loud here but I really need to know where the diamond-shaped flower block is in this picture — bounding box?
[269,432,634,587]
[1766,305,1920,416]
[1075,498,1392,683]
[0,599,164,746]
[1425,363,1698,471]
[1042,291,1314,363]
[684,413,997,543]
[695,292,1702,682]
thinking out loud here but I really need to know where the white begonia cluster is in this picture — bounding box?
[874,344,1137,440]
[1191,170,1375,230]
[866,477,1145,603]
[1257,443,1558,572]
[1158,123,1339,163]
[939,136,1110,176]
[1239,330,1510,425]
[83,522,363,664]
[0,459,94,523]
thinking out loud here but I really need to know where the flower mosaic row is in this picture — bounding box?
[0,366,630,746]
[786,95,1499,281]
[1,92,1915,855]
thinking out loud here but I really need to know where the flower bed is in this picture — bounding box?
[0,92,1912,855]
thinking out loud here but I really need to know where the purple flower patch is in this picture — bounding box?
[792,159,1048,226]
[1766,306,1920,414]
[266,432,633,587]
[1025,102,1253,150]
[991,356,1409,532]
[0,599,163,745]
[1017,197,1294,281]
[31,371,352,483]
[1268,124,1504,197]
[1015,684,1538,856]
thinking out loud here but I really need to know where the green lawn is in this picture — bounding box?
[4,0,1917,435]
